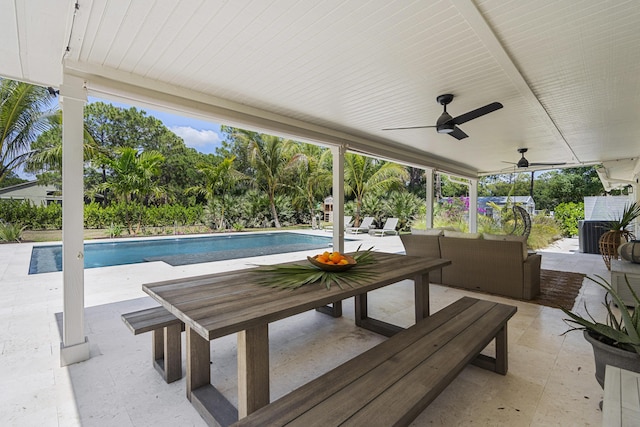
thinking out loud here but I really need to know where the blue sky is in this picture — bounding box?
[90,97,225,155]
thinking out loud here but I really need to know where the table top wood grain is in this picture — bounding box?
[143,252,450,341]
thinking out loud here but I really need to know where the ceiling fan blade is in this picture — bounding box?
[449,126,468,140]
[382,125,437,131]
[528,162,567,166]
[450,102,503,125]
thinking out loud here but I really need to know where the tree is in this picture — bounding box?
[241,130,296,228]
[94,147,165,233]
[185,156,247,229]
[289,144,332,229]
[83,102,202,205]
[343,153,409,226]
[25,110,103,187]
[0,79,55,185]
[479,173,530,197]
[534,167,603,211]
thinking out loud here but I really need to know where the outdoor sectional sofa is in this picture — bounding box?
[401,230,541,300]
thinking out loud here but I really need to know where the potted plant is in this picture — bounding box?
[561,275,640,388]
[598,202,640,269]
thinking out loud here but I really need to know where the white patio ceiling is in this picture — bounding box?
[3,0,640,183]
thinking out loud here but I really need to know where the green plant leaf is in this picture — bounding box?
[252,247,378,290]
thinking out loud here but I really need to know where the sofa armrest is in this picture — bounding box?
[522,253,542,299]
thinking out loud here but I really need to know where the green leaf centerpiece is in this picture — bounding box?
[253,246,377,290]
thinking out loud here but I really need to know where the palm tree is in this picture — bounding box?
[243,131,295,228]
[344,153,409,226]
[185,156,247,230]
[0,79,55,185]
[25,110,103,176]
[95,147,165,233]
[289,145,332,229]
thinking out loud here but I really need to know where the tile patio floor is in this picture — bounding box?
[0,232,611,426]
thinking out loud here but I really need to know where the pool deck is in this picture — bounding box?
[0,231,610,426]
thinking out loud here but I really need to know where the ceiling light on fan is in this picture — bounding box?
[517,149,530,168]
[383,94,503,140]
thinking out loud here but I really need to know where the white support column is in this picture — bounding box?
[425,168,434,229]
[331,145,346,253]
[633,180,640,238]
[59,74,90,366]
[469,178,478,233]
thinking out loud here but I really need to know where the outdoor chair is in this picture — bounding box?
[369,217,399,236]
[347,216,374,234]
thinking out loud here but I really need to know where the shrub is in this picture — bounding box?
[527,214,563,249]
[0,221,27,242]
[554,202,584,237]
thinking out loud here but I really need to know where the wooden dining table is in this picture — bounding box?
[142,251,450,426]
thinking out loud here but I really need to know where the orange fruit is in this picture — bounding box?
[318,253,330,262]
[338,259,349,265]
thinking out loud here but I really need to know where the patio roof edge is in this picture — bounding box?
[63,64,478,179]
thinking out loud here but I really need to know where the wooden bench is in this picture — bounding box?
[121,306,185,383]
[602,365,640,425]
[233,296,517,426]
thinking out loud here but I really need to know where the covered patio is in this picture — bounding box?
[2,0,640,425]
[0,233,611,425]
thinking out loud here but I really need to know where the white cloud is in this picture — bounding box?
[170,126,221,152]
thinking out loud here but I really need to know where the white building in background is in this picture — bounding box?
[583,195,632,221]
[0,180,61,206]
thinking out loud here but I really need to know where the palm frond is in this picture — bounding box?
[252,247,377,290]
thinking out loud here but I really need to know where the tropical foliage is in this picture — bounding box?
[0,78,605,240]
[1,79,55,184]
[0,220,27,242]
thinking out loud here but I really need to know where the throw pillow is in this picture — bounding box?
[483,233,528,261]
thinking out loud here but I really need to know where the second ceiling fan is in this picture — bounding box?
[383,94,503,140]
[508,148,567,169]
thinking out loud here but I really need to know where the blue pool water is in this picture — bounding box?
[28,232,335,274]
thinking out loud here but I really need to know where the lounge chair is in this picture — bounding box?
[369,217,399,236]
[346,216,374,234]
[324,216,353,232]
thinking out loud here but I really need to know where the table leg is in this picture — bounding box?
[414,272,430,321]
[355,293,368,327]
[315,300,343,317]
[355,292,403,337]
[186,326,210,401]
[238,324,270,418]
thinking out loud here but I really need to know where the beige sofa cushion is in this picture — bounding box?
[443,230,482,239]
[412,228,444,236]
[483,233,528,261]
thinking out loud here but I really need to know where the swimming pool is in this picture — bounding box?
[28,232,335,274]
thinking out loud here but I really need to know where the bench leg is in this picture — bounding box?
[152,325,183,383]
[472,324,509,375]
[495,324,508,375]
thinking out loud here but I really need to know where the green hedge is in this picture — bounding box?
[0,199,62,229]
[0,199,203,231]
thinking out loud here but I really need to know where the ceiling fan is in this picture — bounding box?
[506,148,567,169]
[382,94,503,140]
